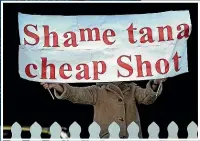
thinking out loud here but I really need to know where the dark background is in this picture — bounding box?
[3,3,198,138]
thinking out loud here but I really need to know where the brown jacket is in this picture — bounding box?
[54,81,163,138]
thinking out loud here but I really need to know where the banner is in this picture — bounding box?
[18,10,191,83]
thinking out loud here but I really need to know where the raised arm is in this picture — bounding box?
[55,84,99,105]
[41,83,98,105]
[134,79,166,105]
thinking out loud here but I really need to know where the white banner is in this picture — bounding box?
[18,10,191,83]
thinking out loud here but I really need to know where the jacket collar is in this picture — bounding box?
[105,82,131,99]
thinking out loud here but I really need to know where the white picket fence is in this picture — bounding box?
[2,121,198,140]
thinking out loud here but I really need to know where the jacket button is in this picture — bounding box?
[118,117,124,122]
[118,99,123,102]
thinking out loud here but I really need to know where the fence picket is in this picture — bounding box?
[167,121,178,138]
[50,122,62,139]
[187,121,197,138]
[11,122,22,141]
[89,121,100,138]
[148,122,159,139]
[108,122,120,139]
[127,121,139,139]
[69,122,81,140]
[30,122,42,141]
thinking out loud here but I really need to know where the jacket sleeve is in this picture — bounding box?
[54,84,98,105]
[134,80,163,105]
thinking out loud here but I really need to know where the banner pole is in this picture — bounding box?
[156,81,162,97]
[47,88,55,100]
